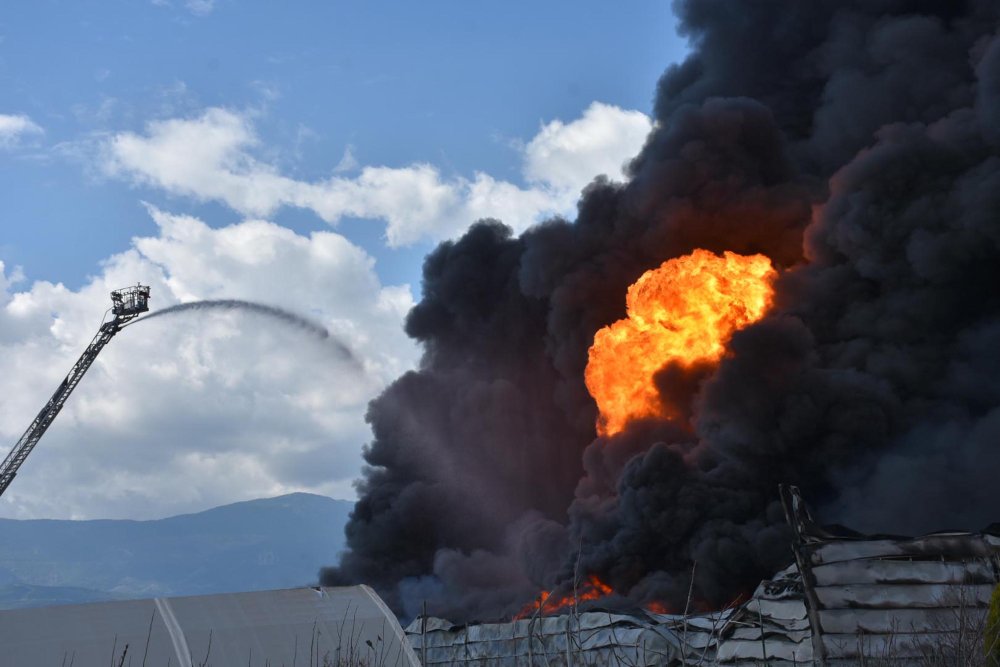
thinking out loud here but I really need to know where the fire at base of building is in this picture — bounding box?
[405,487,1000,666]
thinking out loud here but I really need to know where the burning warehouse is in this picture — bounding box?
[405,488,1000,665]
[321,0,1000,661]
[1,0,997,665]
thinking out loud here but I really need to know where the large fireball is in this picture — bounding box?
[585,249,776,436]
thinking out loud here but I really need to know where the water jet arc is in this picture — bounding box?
[126,299,358,365]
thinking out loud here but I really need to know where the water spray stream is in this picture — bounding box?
[126,299,359,367]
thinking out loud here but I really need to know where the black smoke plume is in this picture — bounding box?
[323,0,1000,621]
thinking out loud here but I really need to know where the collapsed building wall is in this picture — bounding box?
[407,488,1000,665]
[782,486,1000,664]
[706,564,812,665]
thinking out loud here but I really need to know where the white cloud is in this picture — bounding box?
[186,0,215,15]
[14,100,651,520]
[0,208,418,520]
[101,103,652,246]
[150,0,215,16]
[333,144,359,174]
[0,114,43,148]
[524,102,651,191]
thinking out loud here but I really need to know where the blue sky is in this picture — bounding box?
[2,0,683,289]
[0,1,687,520]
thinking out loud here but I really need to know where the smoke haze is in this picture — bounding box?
[323,0,1000,621]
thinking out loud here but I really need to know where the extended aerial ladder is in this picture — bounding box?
[0,285,150,498]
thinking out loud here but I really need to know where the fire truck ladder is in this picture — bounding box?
[0,285,150,498]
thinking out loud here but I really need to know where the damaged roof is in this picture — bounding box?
[408,487,1000,665]
[405,610,681,666]
[779,485,1000,664]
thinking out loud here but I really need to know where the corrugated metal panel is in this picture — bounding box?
[0,585,419,667]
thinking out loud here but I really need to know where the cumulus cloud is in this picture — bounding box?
[15,99,651,520]
[101,103,652,246]
[523,102,651,191]
[151,0,215,15]
[0,207,418,520]
[0,114,43,148]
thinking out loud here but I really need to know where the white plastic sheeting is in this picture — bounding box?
[645,609,734,663]
[708,488,1000,664]
[405,611,679,666]
[783,485,1000,664]
[0,585,420,667]
[709,565,813,665]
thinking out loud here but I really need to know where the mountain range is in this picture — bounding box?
[0,492,352,609]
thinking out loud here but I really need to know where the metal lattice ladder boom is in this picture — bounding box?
[0,285,150,498]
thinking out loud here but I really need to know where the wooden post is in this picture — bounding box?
[421,601,427,667]
[780,485,827,667]
[564,622,573,667]
[527,616,533,667]
[758,603,768,663]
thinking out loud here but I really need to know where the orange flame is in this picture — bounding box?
[514,575,613,619]
[644,601,674,615]
[585,249,776,436]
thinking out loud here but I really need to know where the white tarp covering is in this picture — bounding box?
[706,564,813,666]
[0,585,420,667]
[405,611,680,666]
[782,484,1000,664]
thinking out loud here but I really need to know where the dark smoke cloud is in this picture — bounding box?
[131,300,358,365]
[323,0,1000,621]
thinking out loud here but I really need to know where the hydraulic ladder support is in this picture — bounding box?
[0,285,150,498]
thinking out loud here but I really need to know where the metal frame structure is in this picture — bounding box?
[0,285,150,498]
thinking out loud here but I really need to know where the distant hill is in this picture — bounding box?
[0,492,353,609]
